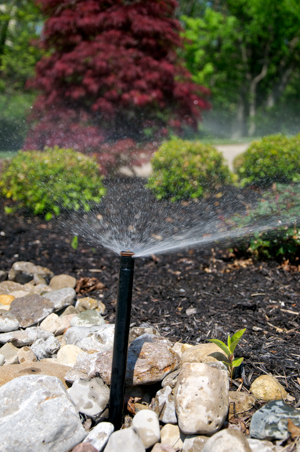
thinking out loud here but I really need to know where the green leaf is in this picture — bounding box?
[232,357,244,368]
[45,212,53,221]
[71,235,78,250]
[229,328,246,354]
[208,339,230,357]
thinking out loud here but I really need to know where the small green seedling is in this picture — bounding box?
[208,328,246,382]
[71,235,78,250]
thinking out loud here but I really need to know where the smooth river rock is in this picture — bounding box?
[43,287,76,310]
[0,326,53,346]
[202,429,251,452]
[181,342,228,364]
[0,280,31,295]
[0,310,19,332]
[83,421,114,450]
[132,409,160,448]
[104,427,145,452]
[50,274,77,290]
[0,375,86,452]
[9,294,54,328]
[250,375,288,402]
[175,362,229,435]
[160,424,185,451]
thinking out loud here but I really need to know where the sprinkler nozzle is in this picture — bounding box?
[120,250,135,257]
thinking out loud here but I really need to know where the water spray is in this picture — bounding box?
[109,250,135,430]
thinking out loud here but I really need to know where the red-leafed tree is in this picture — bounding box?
[25,0,210,172]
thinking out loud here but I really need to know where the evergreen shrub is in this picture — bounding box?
[0,147,106,219]
[233,134,300,187]
[147,138,233,201]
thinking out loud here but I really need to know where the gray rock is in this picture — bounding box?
[250,400,300,440]
[0,327,53,346]
[70,310,105,327]
[0,311,19,332]
[8,261,54,284]
[43,287,76,310]
[9,295,54,328]
[175,362,229,435]
[83,422,114,451]
[31,336,60,360]
[65,324,115,352]
[104,427,145,452]
[0,374,86,451]
[152,385,177,424]
[67,377,110,417]
[202,429,251,452]
[50,274,77,290]
[132,409,160,448]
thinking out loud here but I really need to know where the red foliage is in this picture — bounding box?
[25,0,210,172]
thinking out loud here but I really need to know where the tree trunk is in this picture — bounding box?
[231,94,247,139]
[248,63,268,136]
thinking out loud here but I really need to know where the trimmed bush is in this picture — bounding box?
[147,138,233,201]
[233,134,300,187]
[0,147,106,219]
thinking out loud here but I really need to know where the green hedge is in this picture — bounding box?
[147,138,233,201]
[233,134,300,187]
[0,147,106,219]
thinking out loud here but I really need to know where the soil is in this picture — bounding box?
[1,177,300,405]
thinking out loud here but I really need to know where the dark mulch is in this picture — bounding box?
[1,177,300,406]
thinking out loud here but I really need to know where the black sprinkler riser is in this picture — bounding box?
[109,251,135,430]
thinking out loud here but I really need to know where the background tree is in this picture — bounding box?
[0,0,43,150]
[182,0,300,138]
[25,0,210,171]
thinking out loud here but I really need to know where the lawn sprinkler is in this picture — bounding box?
[109,250,135,430]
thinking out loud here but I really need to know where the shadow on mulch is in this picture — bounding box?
[1,177,300,404]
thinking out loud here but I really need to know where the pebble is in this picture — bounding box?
[0,341,20,362]
[8,261,54,284]
[62,305,79,316]
[250,375,288,402]
[132,409,160,448]
[175,362,229,435]
[172,342,193,359]
[0,375,86,451]
[151,445,177,452]
[104,427,145,452]
[181,342,228,364]
[67,377,110,418]
[31,336,60,360]
[43,287,76,310]
[182,435,208,452]
[160,424,185,451]
[56,344,83,366]
[9,294,54,328]
[128,326,160,343]
[83,421,114,450]
[70,310,105,327]
[152,385,177,424]
[50,274,77,290]
[0,310,19,332]
[72,444,98,452]
[40,312,75,335]
[0,280,31,295]
[202,428,251,452]
[247,438,284,451]
[0,326,53,346]
[65,324,115,352]
[75,297,106,314]
[17,346,37,363]
[250,399,300,440]
[0,294,15,305]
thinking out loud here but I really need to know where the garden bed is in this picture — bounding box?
[1,177,300,402]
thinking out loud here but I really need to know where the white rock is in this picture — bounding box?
[132,409,160,448]
[160,424,185,451]
[67,377,110,417]
[153,385,177,424]
[202,428,251,452]
[0,327,53,346]
[181,343,227,364]
[8,261,54,284]
[0,374,86,451]
[43,287,76,310]
[40,313,61,334]
[56,344,83,366]
[70,310,105,327]
[247,438,284,451]
[83,422,114,450]
[17,346,37,364]
[175,363,229,435]
[0,342,19,361]
[0,311,19,332]
[182,435,208,452]
[104,427,145,452]
[31,336,60,360]
[9,290,31,298]
[65,324,115,352]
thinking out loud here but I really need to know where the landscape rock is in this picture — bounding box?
[0,360,71,388]
[181,342,228,364]
[0,310,19,332]
[182,435,208,452]
[160,424,185,451]
[250,400,300,440]
[0,375,86,451]
[83,421,114,450]
[65,324,115,352]
[32,283,53,295]
[247,438,284,451]
[40,312,75,335]
[8,261,54,284]
[43,287,76,310]
[67,377,110,417]
[72,444,98,452]
[0,341,19,362]
[104,427,145,452]
[9,294,54,328]
[17,346,37,364]
[57,344,84,366]
[62,305,79,316]
[162,369,181,389]
[0,326,53,346]
[0,280,31,295]
[9,289,31,298]
[152,385,177,424]
[75,297,106,314]
[151,444,177,452]
[228,391,256,419]
[128,326,160,343]
[0,294,15,306]
[250,375,288,402]
[50,274,77,290]
[172,342,193,359]
[132,409,160,448]
[202,429,251,452]
[31,336,60,360]
[175,362,229,435]
[70,310,105,327]
[0,354,4,366]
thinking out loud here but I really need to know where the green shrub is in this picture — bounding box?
[233,134,300,187]
[0,147,106,219]
[147,139,233,201]
[228,183,300,260]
